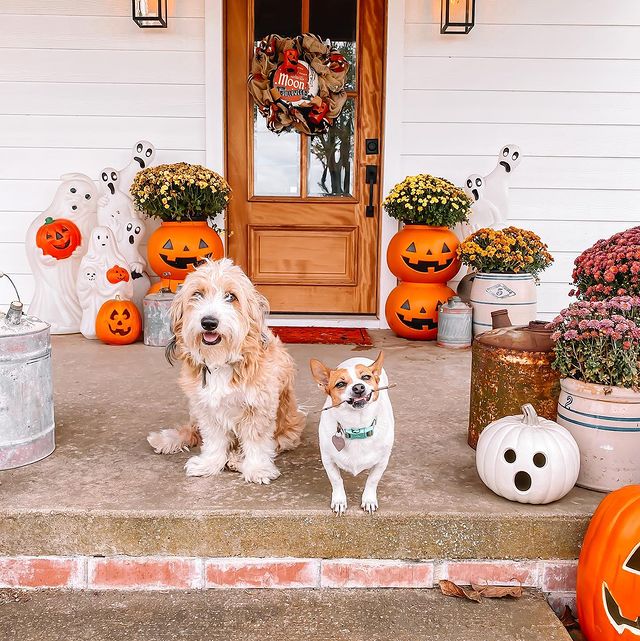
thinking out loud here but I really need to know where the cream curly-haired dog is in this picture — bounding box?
[147,259,305,483]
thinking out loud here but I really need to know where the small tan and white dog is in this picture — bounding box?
[310,353,394,514]
[147,259,305,484]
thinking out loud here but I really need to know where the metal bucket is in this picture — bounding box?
[143,290,175,347]
[437,296,472,349]
[0,305,55,470]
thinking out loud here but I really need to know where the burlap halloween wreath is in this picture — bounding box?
[248,33,350,136]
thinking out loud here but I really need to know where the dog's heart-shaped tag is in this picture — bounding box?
[332,434,345,451]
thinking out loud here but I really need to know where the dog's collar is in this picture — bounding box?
[337,418,377,440]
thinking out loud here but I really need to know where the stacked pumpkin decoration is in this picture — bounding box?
[577,485,640,641]
[383,175,472,340]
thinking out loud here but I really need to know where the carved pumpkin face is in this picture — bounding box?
[577,485,640,641]
[385,282,454,340]
[106,265,130,284]
[147,222,224,281]
[387,226,461,283]
[95,296,142,345]
[35,216,81,260]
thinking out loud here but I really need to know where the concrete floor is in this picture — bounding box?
[0,332,601,558]
[0,589,571,641]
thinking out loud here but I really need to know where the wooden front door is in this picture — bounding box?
[225,0,386,314]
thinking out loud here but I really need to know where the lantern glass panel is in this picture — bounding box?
[133,0,167,28]
[441,0,475,34]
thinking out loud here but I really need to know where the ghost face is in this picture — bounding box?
[132,140,155,170]
[100,168,120,196]
[92,228,114,251]
[124,219,145,248]
[59,179,97,218]
[465,174,485,202]
[497,145,522,174]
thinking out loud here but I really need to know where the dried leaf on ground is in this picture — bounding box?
[0,589,31,605]
[470,584,524,599]
[438,580,482,603]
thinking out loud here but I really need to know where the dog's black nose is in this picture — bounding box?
[201,316,219,331]
[352,383,366,397]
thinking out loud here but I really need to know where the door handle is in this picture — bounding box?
[365,164,378,218]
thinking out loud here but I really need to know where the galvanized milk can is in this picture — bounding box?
[143,289,175,347]
[468,319,560,449]
[0,302,55,469]
[437,296,472,349]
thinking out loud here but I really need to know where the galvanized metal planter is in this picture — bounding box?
[143,290,175,347]
[0,306,55,470]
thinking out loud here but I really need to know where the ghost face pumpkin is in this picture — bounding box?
[385,282,454,340]
[95,296,142,345]
[476,404,580,505]
[387,226,460,283]
[147,222,224,280]
[35,216,82,260]
[578,485,640,641]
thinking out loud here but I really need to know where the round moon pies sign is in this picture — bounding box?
[249,33,349,135]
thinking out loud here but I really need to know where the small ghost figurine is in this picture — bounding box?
[463,174,501,234]
[26,173,98,334]
[76,226,134,339]
[118,140,156,194]
[116,213,151,311]
[483,144,522,225]
[96,167,138,238]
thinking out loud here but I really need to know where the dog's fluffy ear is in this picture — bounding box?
[165,287,186,365]
[371,351,384,377]
[310,359,331,389]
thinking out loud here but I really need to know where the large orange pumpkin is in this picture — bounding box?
[147,221,224,281]
[387,225,460,283]
[385,281,454,340]
[577,485,640,641]
[35,216,81,260]
[95,295,142,345]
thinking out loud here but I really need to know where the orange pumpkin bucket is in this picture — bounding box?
[147,221,224,283]
[387,225,461,283]
[95,295,142,345]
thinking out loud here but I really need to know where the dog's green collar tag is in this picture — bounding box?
[338,418,377,440]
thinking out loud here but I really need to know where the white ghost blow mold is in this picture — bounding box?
[483,144,522,227]
[116,214,150,311]
[118,140,156,194]
[96,167,138,237]
[463,174,500,234]
[25,173,98,334]
[76,226,134,339]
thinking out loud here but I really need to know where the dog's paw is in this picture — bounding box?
[226,450,243,472]
[331,490,348,515]
[361,492,378,514]
[184,454,225,477]
[147,429,185,454]
[240,460,281,485]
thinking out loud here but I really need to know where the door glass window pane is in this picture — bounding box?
[254,0,301,39]
[253,106,300,196]
[309,0,357,90]
[308,98,355,197]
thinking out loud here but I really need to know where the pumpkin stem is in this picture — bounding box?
[521,404,539,426]
[44,217,54,225]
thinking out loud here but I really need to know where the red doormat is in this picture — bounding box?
[271,327,373,346]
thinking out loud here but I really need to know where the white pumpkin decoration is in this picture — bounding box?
[476,404,580,505]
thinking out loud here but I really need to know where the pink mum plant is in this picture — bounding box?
[571,226,640,300]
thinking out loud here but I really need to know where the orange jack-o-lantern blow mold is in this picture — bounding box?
[147,221,224,282]
[577,485,640,641]
[95,295,142,345]
[387,225,460,283]
[106,264,130,284]
[385,281,454,340]
[35,216,82,260]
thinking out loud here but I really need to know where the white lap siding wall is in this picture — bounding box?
[0,0,206,309]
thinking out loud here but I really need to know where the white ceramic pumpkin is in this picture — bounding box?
[476,404,580,504]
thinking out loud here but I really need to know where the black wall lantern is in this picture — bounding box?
[132,0,168,28]
[441,0,475,34]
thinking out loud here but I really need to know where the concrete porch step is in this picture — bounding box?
[0,588,571,641]
[0,334,600,561]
